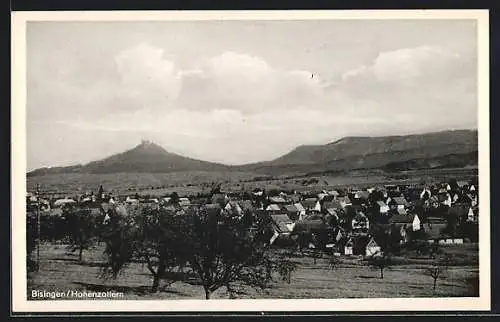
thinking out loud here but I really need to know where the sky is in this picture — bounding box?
[26,19,478,170]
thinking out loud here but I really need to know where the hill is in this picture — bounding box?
[28,130,478,177]
[28,140,230,176]
[236,129,478,175]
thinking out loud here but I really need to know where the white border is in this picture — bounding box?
[11,9,491,312]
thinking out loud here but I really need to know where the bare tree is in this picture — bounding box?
[424,260,448,292]
[367,253,392,279]
[312,247,323,265]
[328,253,341,270]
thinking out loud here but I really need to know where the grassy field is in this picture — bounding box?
[27,168,478,198]
[27,243,479,300]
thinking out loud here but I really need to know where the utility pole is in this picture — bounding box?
[36,183,41,271]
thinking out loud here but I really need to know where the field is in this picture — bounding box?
[27,243,479,300]
[27,167,478,198]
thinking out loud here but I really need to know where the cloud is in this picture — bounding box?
[340,45,472,92]
[114,43,182,108]
[28,42,477,166]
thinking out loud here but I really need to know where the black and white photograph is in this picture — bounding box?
[11,10,490,312]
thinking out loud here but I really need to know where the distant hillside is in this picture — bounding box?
[28,129,478,177]
[28,140,230,176]
[236,129,478,175]
[383,151,478,172]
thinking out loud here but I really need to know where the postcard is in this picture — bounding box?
[11,9,490,313]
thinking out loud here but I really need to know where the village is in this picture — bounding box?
[27,177,479,258]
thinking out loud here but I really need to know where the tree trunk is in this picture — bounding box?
[78,246,83,262]
[151,261,166,293]
[433,278,437,291]
[205,288,211,300]
[380,268,384,279]
[151,273,160,293]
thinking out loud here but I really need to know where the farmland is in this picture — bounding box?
[27,243,478,300]
[27,167,478,199]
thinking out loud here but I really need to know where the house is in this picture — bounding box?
[389,213,421,232]
[385,184,399,191]
[365,237,382,257]
[420,187,432,200]
[269,196,287,204]
[252,189,264,197]
[294,214,327,235]
[53,198,76,208]
[351,211,369,235]
[321,194,336,203]
[270,214,295,238]
[301,198,321,213]
[397,208,408,216]
[354,191,370,202]
[437,192,452,207]
[336,196,352,209]
[282,204,300,221]
[179,197,191,207]
[266,204,282,212]
[423,217,448,244]
[328,190,340,198]
[388,196,409,210]
[39,199,51,211]
[467,206,479,222]
[376,201,389,214]
[224,201,243,216]
[343,236,372,256]
[294,203,307,219]
[317,192,329,201]
[344,238,354,255]
[467,193,478,207]
[457,181,469,189]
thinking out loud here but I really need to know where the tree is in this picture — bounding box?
[100,206,136,280]
[101,206,187,293]
[64,207,99,262]
[311,247,323,265]
[183,207,274,299]
[276,257,298,284]
[368,190,385,206]
[444,206,461,238]
[97,185,104,201]
[26,211,37,272]
[132,207,188,292]
[424,262,448,292]
[328,253,341,270]
[367,253,392,279]
[169,192,180,205]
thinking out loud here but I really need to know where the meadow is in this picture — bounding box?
[27,168,478,198]
[27,243,479,300]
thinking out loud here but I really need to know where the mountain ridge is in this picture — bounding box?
[27,129,478,176]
